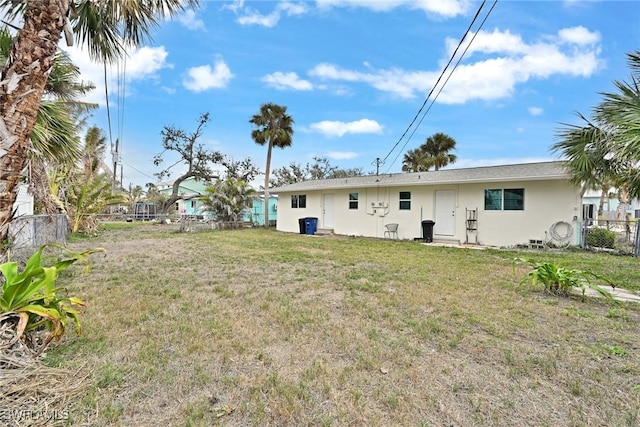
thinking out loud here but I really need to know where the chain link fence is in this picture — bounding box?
[8,214,68,259]
[580,219,640,256]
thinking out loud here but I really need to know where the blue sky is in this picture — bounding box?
[63,0,639,189]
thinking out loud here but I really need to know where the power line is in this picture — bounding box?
[123,161,157,182]
[385,0,498,172]
[380,0,496,172]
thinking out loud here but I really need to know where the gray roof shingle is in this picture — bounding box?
[271,161,569,193]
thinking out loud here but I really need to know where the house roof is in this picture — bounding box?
[271,161,570,193]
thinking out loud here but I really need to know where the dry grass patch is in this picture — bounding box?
[30,223,640,426]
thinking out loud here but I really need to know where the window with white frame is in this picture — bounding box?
[349,193,358,209]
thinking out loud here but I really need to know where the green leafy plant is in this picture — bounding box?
[0,244,104,353]
[513,258,614,300]
[586,228,616,249]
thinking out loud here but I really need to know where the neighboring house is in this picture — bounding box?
[272,161,583,248]
[157,177,213,217]
[243,194,278,226]
[582,189,640,221]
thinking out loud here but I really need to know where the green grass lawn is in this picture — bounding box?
[50,223,640,426]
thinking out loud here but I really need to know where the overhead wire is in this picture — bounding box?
[104,50,128,189]
[123,161,156,181]
[104,61,114,167]
[385,0,498,172]
[117,52,127,187]
[380,0,497,173]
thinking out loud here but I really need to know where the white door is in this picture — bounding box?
[435,190,455,236]
[323,194,335,229]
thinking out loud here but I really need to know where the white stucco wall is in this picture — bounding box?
[14,184,34,217]
[277,179,581,247]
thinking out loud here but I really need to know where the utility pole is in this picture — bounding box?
[372,157,383,176]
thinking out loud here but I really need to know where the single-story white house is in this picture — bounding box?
[271,161,583,248]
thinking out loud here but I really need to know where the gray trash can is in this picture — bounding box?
[421,220,435,243]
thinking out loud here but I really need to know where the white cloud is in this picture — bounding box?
[315,0,469,17]
[177,10,205,31]
[222,0,244,13]
[64,44,171,105]
[310,119,383,137]
[237,10,281,27]
[528,106,543,116]
[327,151,359,160]
[309,63,433,99]
[278,2,309,16]
[447,29,527,57]
[183,57,234,92]
[558,26,600,45]
[262,72,313,90]
[235,1,309,27]
[309,26,603,104]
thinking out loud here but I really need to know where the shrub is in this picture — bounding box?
[586,228,616,249]
[0,244,104,355]
[513,258,614,301]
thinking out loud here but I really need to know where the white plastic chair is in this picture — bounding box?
[384,223,399,239]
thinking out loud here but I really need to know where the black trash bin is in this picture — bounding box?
[421,220,435,243]
[305,217,318,235]
[298,218,306,234]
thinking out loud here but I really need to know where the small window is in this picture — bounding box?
[349,193,359,209]
[175,202,180,211]
[484,188,524,211]
[191,200,196,208]
[291,194,307,209]
[484,189,502,211]
[504,188,524,210]
[399,191,411,210]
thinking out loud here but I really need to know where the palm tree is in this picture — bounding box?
[1,28,94,215]
[65,173,127,233]
[402,147,430,172]
[249,103,294,228]
[402,132,458,172]
[82,126,111,179]
[422,132,458,171]
[0,0,200,250]
[552,50,640,217]
[200,178,257,224]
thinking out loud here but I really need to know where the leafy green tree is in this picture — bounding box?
[0,0,200,252]
[200,178,257,223]
[154,113,223,214]
[270,156,364,187]
[553,50,640,218]
[270,163,308,187]
[249,103,294,227]
[402,132,457,172]
[128,185,144,204]
[144,183,168,208]
[220,156,261,182]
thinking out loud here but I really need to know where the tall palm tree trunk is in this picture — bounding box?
[0,1,69,248]
[264,142,273,228]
